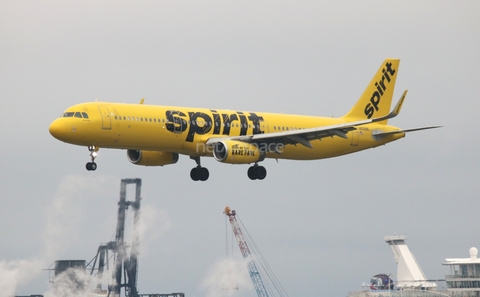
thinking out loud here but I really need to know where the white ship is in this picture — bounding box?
[347,235,480,297]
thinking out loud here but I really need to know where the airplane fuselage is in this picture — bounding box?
[49,102,404,161]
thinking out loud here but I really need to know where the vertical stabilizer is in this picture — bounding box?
[384,235,436,289]
[343,59,400,124]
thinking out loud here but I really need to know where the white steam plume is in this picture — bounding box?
[0,259,44,297]
[43,267,91,297]
[201,257,253,297]
[135,204,172,257]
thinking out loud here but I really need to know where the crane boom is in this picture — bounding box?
[224,206,269,297]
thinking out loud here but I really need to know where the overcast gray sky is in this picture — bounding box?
[1,1,479,296]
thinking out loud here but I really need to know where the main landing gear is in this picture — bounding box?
[190,156,209,181]
[86,146,98,171]
[247,164,267,180]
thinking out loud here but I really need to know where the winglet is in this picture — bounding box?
[139,98,145,104]
[392,90,407,117]
[371,90,407,123]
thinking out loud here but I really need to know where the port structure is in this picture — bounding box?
[90,178,142,297]
[44,178,184,297]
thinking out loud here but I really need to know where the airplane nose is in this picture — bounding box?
[49,119,65,140]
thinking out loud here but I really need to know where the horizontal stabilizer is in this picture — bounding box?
[373,126,442,137]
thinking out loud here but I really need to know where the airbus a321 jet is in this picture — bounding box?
[49,59,439,181]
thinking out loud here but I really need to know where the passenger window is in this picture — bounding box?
[82,112,89,119]
[63,112,75,117]
[74,112,82,118]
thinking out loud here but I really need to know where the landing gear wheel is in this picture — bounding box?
[189,156,209,181]
[190,166,209,181]
[86,146,99,171]
[256,166,266,180]
[247,165,267,180]
[190,167,199,181]
[199,167,209,181]
[86,162,97,171]
[247,166,257,180]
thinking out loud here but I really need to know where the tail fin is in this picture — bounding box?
[343,59,400,124]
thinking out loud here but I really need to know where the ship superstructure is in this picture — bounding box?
[347,236,447,297]
[443,247,480,296]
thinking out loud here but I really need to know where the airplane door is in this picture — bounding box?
[99,106,112,130]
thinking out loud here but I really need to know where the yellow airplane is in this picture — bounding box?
[49,59,439,181]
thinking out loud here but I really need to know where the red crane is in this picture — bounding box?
[224,206,288,297]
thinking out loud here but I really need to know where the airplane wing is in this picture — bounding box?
[205,90,409,149]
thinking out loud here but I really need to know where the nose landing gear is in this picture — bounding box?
[86,146,98,171]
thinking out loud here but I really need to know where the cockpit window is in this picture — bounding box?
[63,111,89,118]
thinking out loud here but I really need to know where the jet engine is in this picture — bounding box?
[127,150,179,166]
[213,140,265,164]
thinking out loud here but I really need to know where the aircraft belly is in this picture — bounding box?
[266,137,370,160]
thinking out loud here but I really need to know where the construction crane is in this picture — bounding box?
[224,206,288,297]
[90,178,141,297]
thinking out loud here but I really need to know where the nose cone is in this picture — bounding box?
[49,119,65,140]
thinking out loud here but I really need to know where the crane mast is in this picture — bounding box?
[224,206,269,297]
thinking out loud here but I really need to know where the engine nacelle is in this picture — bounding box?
[127,150,179,166]
[213,140,265,164]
